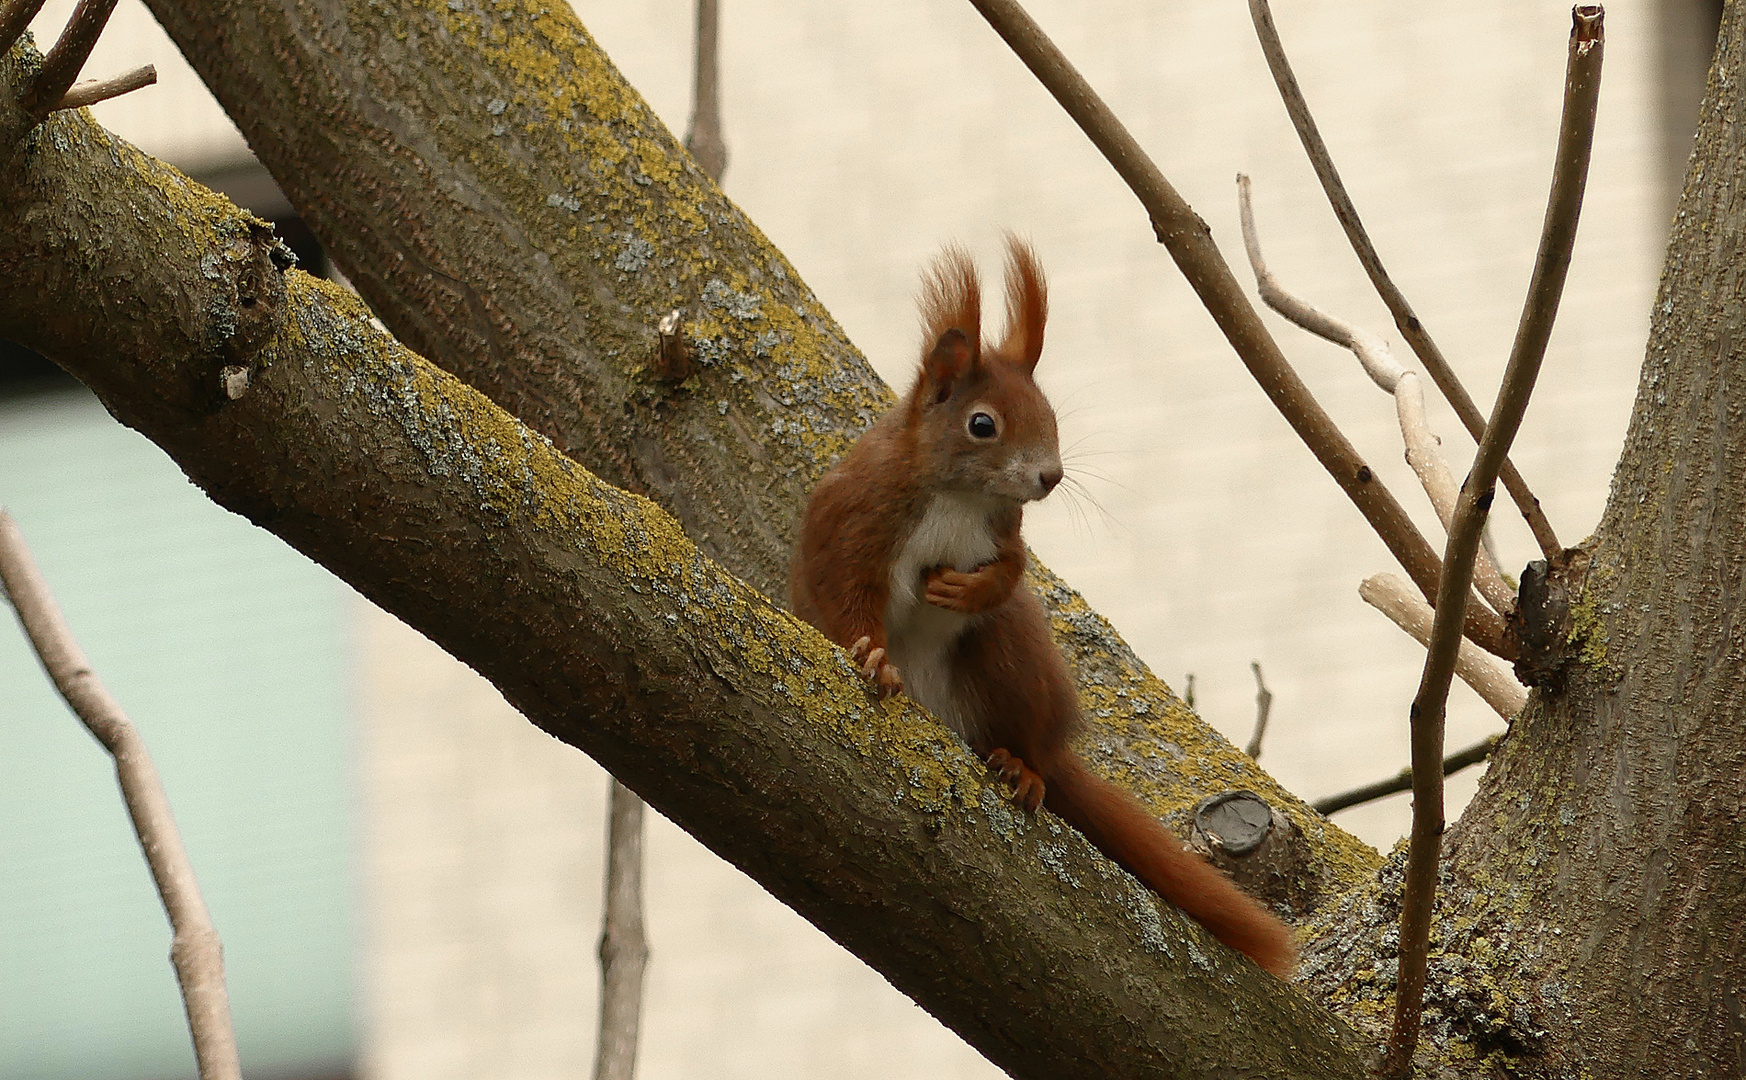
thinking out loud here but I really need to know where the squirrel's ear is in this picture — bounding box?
[999,236,1047,374]
[923,328,976,404]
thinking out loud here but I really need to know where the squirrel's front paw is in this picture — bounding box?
[925,564,1006,614]
[848,636,904,697]
[985,748,1045,812]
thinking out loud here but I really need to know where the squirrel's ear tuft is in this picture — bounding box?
[998,235,1047,373]
[923,328,975,404]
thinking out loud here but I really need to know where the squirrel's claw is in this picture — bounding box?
[985,748,1045,812]
[848,637,903,698]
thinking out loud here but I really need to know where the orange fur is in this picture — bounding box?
[791,238,1295,979]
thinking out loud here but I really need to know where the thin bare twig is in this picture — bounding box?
[23,0,120,118]
[1359,574,1527,721]
[0,0,50,56]
[683,0,727,182]
[1247,0,1563,562]
[1384,10,1602,1076]
[0,510,241,1080]
[1244,661,1272,759]
[965,0,1513,658]
[51,61,154,110]
[593,779,650,1080]
[1312,734,1502,817]
[1237,174,1518,621]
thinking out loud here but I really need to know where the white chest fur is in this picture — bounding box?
[885,493,1002,741]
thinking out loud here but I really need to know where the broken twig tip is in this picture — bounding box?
[52,62,157,111]
[652,308,695,382]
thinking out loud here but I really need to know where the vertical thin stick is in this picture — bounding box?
[684,0,727,182]
[0,510,242,1080]
[1247,0,1564,562]
[593,779,650,1080]
[1383,10,1602,1075]
[1245,661,1272,759]
[595,6,731,1074]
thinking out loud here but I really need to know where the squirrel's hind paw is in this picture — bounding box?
[985,748,1045,812]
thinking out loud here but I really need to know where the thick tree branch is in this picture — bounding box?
[1247,0,1563,562]
[0,84,1371,1077]
[131,0,1381,900]
[965,0,1513,659]
[1384,10,1602,1074]
[0,512,242,1080]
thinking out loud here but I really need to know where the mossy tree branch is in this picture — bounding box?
[0,47,1371,1078]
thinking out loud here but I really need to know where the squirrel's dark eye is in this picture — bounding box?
[968,412,997,439]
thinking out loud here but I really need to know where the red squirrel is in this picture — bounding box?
[790,238,1297,979]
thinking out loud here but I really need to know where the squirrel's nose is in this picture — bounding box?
[1039,466,1063,494]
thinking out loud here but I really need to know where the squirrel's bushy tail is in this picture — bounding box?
[1044,758,1298,979]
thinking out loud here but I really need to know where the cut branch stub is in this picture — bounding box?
[652,308,695,382]
[1507,548,1589,688]
[1191,790,1318,915]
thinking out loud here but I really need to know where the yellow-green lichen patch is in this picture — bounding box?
[55,110,269,267]
[1564,578,1610,672]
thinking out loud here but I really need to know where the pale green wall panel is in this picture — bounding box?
[1,390,353,1079]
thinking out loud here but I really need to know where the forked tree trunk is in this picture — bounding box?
[1303,5,1746,1075]
[1452,4,1746,1068]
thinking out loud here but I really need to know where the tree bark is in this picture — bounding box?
[124,0,1381,902]
[0,41,1371,1077]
